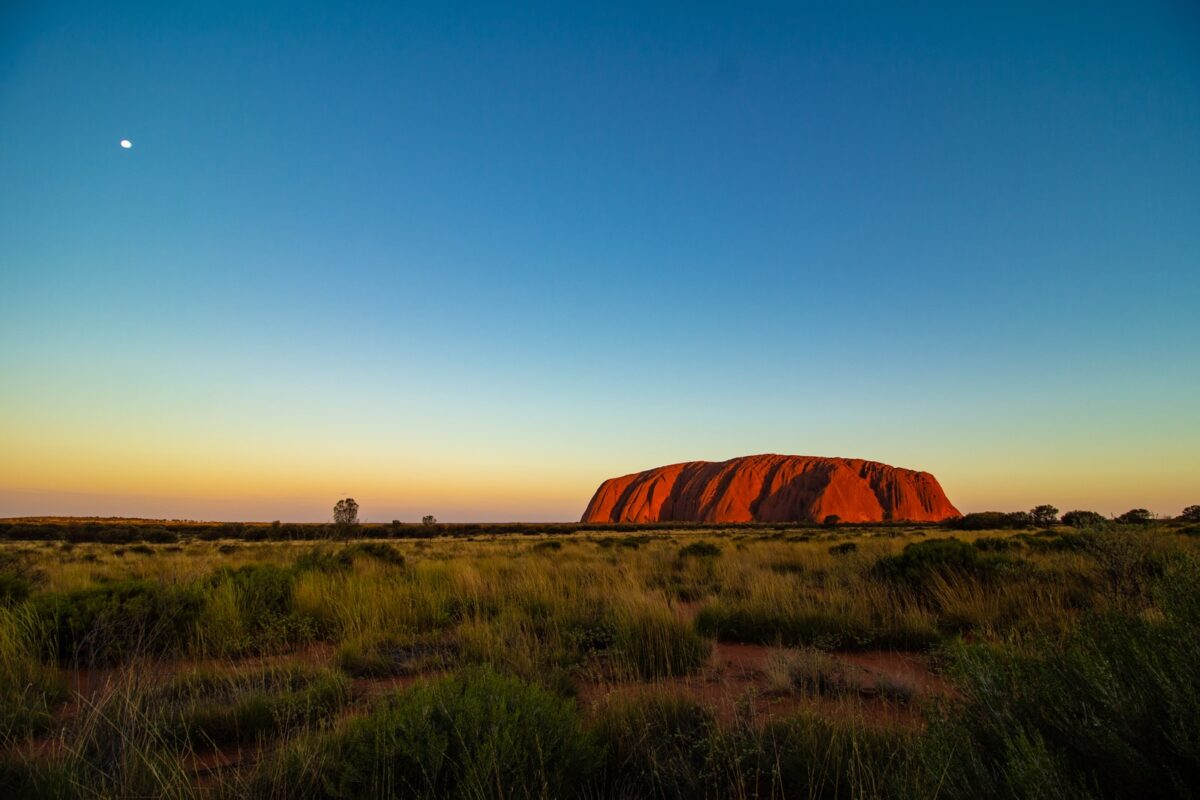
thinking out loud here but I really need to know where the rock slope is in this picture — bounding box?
[581,454,960,524]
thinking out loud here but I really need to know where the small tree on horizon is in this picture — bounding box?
[333,497,359,538]
[1181,505,1200,523]
[1030,505,1059,527]
[422,515,437,525]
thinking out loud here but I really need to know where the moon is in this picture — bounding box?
[120,139,132,149]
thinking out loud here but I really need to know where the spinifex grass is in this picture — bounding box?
[0,524,1195,798]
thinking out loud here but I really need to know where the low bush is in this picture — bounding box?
[334,635,454,678]
[700,604,938,652]
[254,667,601,799]
[590,692,915,799]
[1062,510,1107,528]
[678,541,721,559]
[611,602,710,679]
[32,580,203,664]
[875,538,1016,590]
[919,559,1200,798]
[157,666,350,748]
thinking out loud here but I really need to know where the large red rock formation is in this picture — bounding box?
[581,454,960,524]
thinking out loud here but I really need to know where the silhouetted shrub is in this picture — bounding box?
[1182,505,1200,523]
[1062,510,1107,528]
[946,512,1033,531]
[1118,508,1154,525]
[1029,505,1059,527]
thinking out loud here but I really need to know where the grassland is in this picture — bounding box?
[0,520,1197,798]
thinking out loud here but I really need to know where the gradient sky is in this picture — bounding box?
[2,1,1198,521]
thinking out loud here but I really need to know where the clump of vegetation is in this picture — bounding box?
[335,635,454,678]
[919,557,1200,798]
[1062,509,1107,527]
[33,580,203,664]
[611,600,710,679]
[156,665,350,748]
[0,603,65,738]
[677,541,721,559]
[828,541,857,555]
[1,520,1198,798]
[874,537,1016,588]
[254,667,600,799]
[0,552,36,604]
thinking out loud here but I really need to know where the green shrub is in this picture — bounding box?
[157,666,350,747]
[334,636,454,678]
[972,535,1018,552]
[32,580,203,664]
[612,604,710,679]
[215,564,295,617]
[919,563,1200,798]
[875,538,1015,590]
[1117,508,1154,525]
[678,541,721,559]
[589,693,717,798]
[295,543,405,574]
[828,541,857,556]
[0,553,34,604]
[696,600,938,651]
[256,667,600,799]
[340,542,406,566]
[1062,510,1107,528]
[590,693,914,799]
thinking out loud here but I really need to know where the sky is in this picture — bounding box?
[1,1,1198,521]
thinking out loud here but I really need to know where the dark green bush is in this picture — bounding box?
[295,543,405,573]
[946,512,1033,531]
[972,536,1017,552]
[590,694,914,800]
[214,564,295,618]
[0,553,35,604]
[919,559,1200,798]
[1062,510,1107,528]
[875,538,1015,589]
[258,667,600,799]
[828,542,857,556]
[33,580,203,664]
[589,694,717,798]
[340,542,406,566]
[678,541,721,559]
[695,601,939,651]
[158,667,350,747]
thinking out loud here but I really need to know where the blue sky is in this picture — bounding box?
[1,1,1198,520]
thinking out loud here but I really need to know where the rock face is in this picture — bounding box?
[581,454,960,524]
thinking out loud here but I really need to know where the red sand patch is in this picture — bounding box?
[579,642,946,728]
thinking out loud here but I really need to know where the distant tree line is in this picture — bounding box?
[0,501,1194,543]
[945,504,1191,530]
